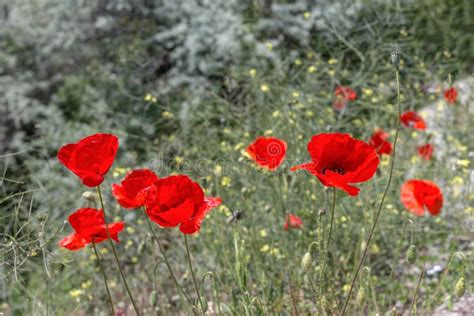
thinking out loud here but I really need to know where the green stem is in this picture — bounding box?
[143,210,192,306]
[184,234,205,314]
[327,187,337,249]
[96,186,141,316]
[409,264,425,315]
[341,67,402,315]
[92,242,115,315]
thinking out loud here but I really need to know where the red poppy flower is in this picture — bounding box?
[246,137,287,171]
[145,175,222,234]
[400,111,426,130]
[58,133,119,187]
[59,208,124,251]
[400,179,443,216]
[369,129,393,155]
[291,133,379,196]
[335,86,357,101]
[333,86,357,110]
[444,87,457,104]
[417,144,434,160]
[284,214,303,230]
[112,169,159,209]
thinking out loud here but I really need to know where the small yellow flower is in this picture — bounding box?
[144,94,157,103]
[340,216,347,223]
[371,243,380,254]
[305,110,314,118]
[450,176,464,186]
[81,281,92,289]
[327,69,336,77]
[175,156,184,164]
[249,68,257,77]
[443,50,452,58]
[303,11,311,19]
[264,129,273,136]
[457,159,470,168]
[223,128,232,135]
[113,167,129,178]
[400,29,408,37]
[69,289,83,298]
[214,165,223,176]
[292,91,300,98]
[265,42,273,50]
[260,84,269,92]
[328,58,338,65]
[270,247,280,255]
[162,111,174,119]
[362,88,374,96]
[234,142,244,151]
[126,226,135,234]
[218,205,232,216]
[131,256,138,263]
[260,244,270,253]
[294,59,302,66]
[307,65,317,73]
[99,248,108,255]
[272,110,281,118]
[259,229,268,237]
[221,176,231,187]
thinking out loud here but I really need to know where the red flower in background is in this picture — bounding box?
[112,169,159,209]
[291,133,379,196]
[400,111,426,130]
[333,86,357,110]
[417,144,434,160]
[246,137,287,171]
[444,87,458,104]
[369,129,393,155]
[145,175,222,234]
[400,180,443,216]
[59,208,124,251]
[284,214,303,230]
[335,86,357,101]
[58,133,118,187]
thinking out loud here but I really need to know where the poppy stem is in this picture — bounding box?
[409,264,425,314]
[143,210,193,307]
[327,187,337,249]
[341,66,402,315]
[96,186,141,316]
[92,242,115,316]
[184,234,205,314]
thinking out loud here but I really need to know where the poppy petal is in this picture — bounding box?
[59,233,89,251]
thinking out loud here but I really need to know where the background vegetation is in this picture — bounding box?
[1,0,472,314]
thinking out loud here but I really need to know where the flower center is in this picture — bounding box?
[322,165,346,175]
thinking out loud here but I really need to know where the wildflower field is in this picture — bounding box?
[1,0,473,315]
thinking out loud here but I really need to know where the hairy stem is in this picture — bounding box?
[143,211,193,307]
[97,186,141,315]
[92,242,115,315]
[184,234,205,314]
[327,187,337,249]
[341,67,402,315]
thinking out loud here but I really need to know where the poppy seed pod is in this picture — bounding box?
[149,290,158,306]
[455,277,465,297]
[391,51,400,68]
[301,252,312,272]
[406,245,417,264]
[82,191,96,202]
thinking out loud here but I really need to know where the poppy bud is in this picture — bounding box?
[356,287,366,304]
[149,290,158,306]
[318,208,326,216]
[455,277,465,297]
[82,191,96,202]
[391,51,400,68]
[301,252,312,272]
[406,245,417,264]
